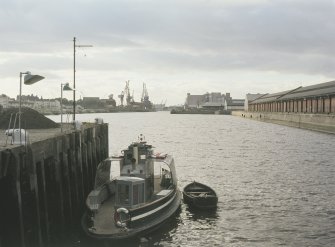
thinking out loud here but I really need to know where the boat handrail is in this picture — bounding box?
[110,156,123,160]
[151,153,167,159]
[186,191,210,194]
[128,187,175,212]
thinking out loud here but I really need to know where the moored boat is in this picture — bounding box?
[183,181,218,209]
[81,136,181,240]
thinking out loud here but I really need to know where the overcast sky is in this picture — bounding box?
[1,0,335,105]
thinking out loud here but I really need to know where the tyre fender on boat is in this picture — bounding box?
[114,207,130,227]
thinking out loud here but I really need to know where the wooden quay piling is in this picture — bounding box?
[0,122,108,247]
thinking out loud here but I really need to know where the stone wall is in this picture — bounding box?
[232,111,335,134]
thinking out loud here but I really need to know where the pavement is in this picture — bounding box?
[0,124,75,151]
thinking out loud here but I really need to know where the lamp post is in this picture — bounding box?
[19,71,44,144]
[73,37,92,121]
[60,83,73,132]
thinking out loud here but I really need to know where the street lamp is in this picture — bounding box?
[18,71,44,144]
[60,83,73,132]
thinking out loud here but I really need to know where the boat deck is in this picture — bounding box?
[92,196,119,235]
[92,175,168,235]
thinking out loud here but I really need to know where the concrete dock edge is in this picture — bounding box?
[232,111,335,134]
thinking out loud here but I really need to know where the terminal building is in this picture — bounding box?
[247,81,335,114]
[185,92,245,111]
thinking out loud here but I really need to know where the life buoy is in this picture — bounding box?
[153,153,167,159]
[114,207,130,227]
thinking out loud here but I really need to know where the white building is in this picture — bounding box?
[33,100,61,114]
[1,95,61,114]
[0,94,11,108]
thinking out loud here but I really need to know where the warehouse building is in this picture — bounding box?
[248,81,335,114]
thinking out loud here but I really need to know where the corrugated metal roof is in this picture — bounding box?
[246,93,267,101]
[250,90,290,103]
[280,81,335,100]
[250,80,335,104]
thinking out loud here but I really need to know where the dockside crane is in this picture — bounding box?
[141,83,149,102]
[124,80,133,105]
[141,83,152,109]
[118,91,124,106]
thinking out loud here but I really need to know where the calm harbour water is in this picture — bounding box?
[49,112,335,247]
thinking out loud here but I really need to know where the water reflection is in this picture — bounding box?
[77,207,183,247]
[184,205,219,224]
[145,207,182,246]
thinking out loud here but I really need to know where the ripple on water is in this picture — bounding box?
[46,112,335,247]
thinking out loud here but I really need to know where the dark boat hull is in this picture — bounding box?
[183,182,218,209]
[82,190,182,240]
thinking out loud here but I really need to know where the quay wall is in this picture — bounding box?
[0,123,108,247]
[232,111,335,134]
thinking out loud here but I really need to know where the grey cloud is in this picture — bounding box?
[1,0,335,104]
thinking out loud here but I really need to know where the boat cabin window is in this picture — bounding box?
[116,177,145,207]
[117,184,130,205]
[133,183,145,205]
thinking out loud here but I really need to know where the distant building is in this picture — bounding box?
[185,92,227,109]
[185,93,206,108]
[1,94,61,114]
[17,94,40,101]
[33,100,61,114]
[82,97,100,103]
[185,92,245,111]
[9,99,34,109]
[80,97,106,110]
[227,99,245,111]
[244,93,266,111]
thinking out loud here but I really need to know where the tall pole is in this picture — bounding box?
[61,84,63,132]
[19,72,23,144]
[73,36,92,122]
[73,37,76,121]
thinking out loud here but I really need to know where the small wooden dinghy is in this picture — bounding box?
[183,181,218,209]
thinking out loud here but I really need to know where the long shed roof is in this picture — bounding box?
[250,80,335,104]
